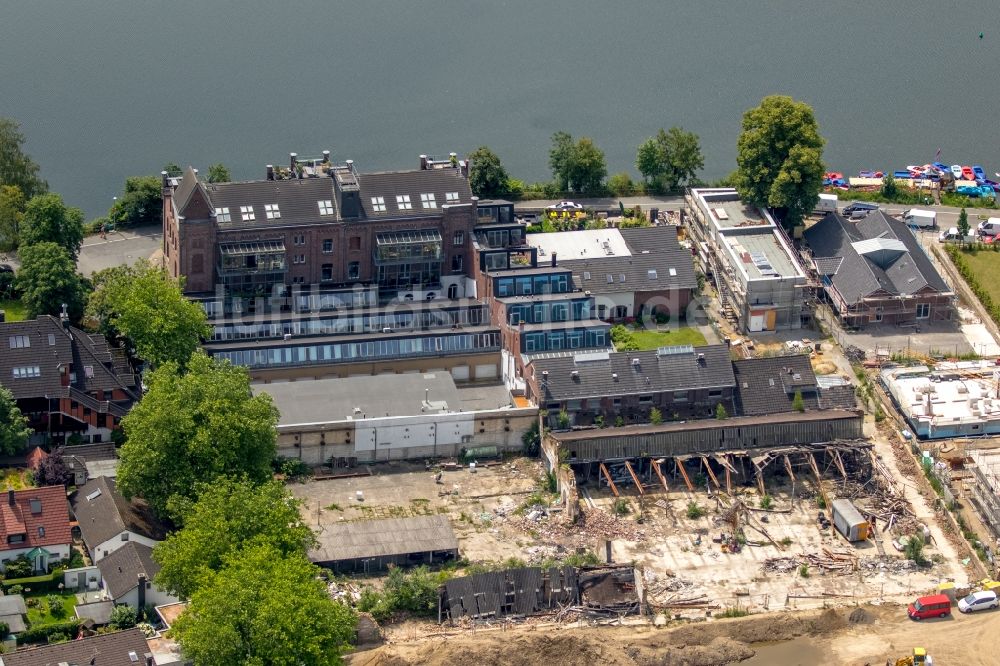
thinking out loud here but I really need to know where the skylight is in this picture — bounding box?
[445,192,460,203]
[239,205,255,222]
[396,194,413,210]
[318,200,335,215]
[648,269,657,279]
[420,193,437,209]
[264,203,280,220]
[215,207,231,223]
[371,196,386,212]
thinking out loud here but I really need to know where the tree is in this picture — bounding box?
[117,352,278,518]
[548,132,607,194]
[19,193,84,258]
[0,185,26,251]
[172,543,356,666]
[880,174,899,200]
[715,403,728,420]
[792,390,805,413]
[608,172,634,197]
[610,324,638,352]
[649,407,663,425]
[16,242,87,321]
[107,175,162,229]
[635,127,704,193]
[163,162,182,176]
[0,386,30,456]
[556,410,571,430]
[0,118,47,199]
[154,479,316,599]
[468,146,510,198]
[735,95,825,228]
[206,163,231,184]
[904,534,927,566]
[958,207,970,240]
[109,604,138,630]
[87,260,209,367]
[35,447,72,486]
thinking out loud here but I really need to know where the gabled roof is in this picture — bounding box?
[359,168,473,218]
[804,211,951,304]
[202,177,339,227]
[98,542,160,599]
[0,486,72,552]
[732,355,820,416]
[71,477,167,552]
[529,344,735,402]
[0,628,150,666]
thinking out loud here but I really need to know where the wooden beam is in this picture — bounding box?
[755,464,766,496]
[724,456,732,495]
[701,456,721,490]
[624,460,645,495]
[675,458,696,492]
[651,458,669,492]
[808,452,831,516]
[832,449,848,480]
[783,455,796,482]
[599,462,619,497]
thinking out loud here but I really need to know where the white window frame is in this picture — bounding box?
[13,366,40,379]
[322,239,333,254]
[445,191,460,203]
[453,231,464,246]
[239,205,255,222]
[420,193,437,209]
[371,197,387,212]
[916,303,931,319]
[215,207,231,223]
[396,195,412,210]
[264,203,280,220]
[318,200,335,216]
[9,335,30,349]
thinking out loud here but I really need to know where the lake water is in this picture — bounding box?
[3,0,999,217]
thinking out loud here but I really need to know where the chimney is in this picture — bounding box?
[7,489,13,507]
[266,164,274,181]
[60,303,70,328]
[322,150,331,164]
[290,152,298,175]
[419,154,428,170]
[137,573,146,609]
[551,252,557,267]
[145,654,155,666]
[160,170,169,188]
[460,159,469,178]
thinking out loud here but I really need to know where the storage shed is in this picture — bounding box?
[831,499,869,542]
[309,515,459,574]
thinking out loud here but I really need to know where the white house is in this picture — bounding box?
[0,487,72,573]
[97,542,179,610]
[70,477,167,562]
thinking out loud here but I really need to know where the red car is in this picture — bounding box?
[907,593,951,620]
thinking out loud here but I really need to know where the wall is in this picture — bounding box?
[0,543,71,571]
[63,565,101,591]
[92,532,160,563]
[116,582,179,610]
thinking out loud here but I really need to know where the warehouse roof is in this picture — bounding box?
[309,515,458,564]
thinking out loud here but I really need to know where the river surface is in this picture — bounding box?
[3,1,999,217]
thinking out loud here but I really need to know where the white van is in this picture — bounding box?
[902,208,936,228]
[815,193,838,213]
[938,227,976,243]
[978,217,1000,237]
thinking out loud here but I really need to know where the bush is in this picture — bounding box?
[16,620,82,645]
[759,495,773,510]
[649,408,663,425]
[272,455,309,480]
[562,550,601,568]
[798,564,810,578]
[4,556,33,579]
[686,502,705,519]
[556,410,570,430]
[521,422,541,457]
[904,535,927,566]
[2,570,63,594]
[46,594,64,617]
[717,607,751,618]
[8,584,22,595]
[109,604,138,629]
[613,498,630,516]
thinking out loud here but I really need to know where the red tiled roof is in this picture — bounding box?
[0,486,72,551]
[25,447,48,470]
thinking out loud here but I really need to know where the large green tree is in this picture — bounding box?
[207,163,231,183]
[108,175,162,229]
[117,352,278,518]
[635,127,705,193]
[0,118,46,200]
[154,479,316,599]
[172,543,356,666]
[468,146,510,198]
[548,132,608,194]
[0,185,26,252]
[19,193,85,258]
[15,242,87,321]
[87,260,209,367]
[735,95,825,228]
[0,386,31,456]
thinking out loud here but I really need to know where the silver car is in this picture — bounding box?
[958,590,998,613]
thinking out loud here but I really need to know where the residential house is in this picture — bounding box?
[71,477,167,562]
[0,316,139,444]
[732,355,858,416]
[97,542,178,610]
[0,487,72,574]
[803,210,953,328]
[0,628,154,666]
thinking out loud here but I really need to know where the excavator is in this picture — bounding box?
[892,647,932,666]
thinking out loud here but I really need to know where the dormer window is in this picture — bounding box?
[445,192,460,203]
[371,197,386,212]
[318,200,335,216]
[239,205,255,221]
[396,195,412,210]
[8,335,29,349]
[12,366,40,379]
[264,203,280,220]
[29,498,41,514]
[8,534,24,544]
[214,207,231,223]
[420,193,437,209]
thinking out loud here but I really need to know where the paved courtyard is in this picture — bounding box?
[77,226,162,276]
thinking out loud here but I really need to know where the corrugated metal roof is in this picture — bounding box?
[309,515,458,563]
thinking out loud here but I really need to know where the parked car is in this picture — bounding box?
[843,201,879,216]
[545,201,583,211]
[908,593,951,620]
[939,227,977,243]
[958,590,998,613]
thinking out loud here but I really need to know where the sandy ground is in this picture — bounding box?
[349,604,1000,666]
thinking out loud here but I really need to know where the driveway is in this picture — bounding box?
[77,226,162,276]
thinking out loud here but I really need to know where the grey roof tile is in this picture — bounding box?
[733,355,820,416]
[359,168,473,218]
[0,628,150,666]
[97,541,160,599]
[71,477,167,553]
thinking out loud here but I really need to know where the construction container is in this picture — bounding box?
[831,499,869,541]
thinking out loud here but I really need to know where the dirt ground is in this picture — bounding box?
[349,603,1000,666]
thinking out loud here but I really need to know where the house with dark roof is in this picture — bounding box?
[0,628,155,666]
[0,315,138,444]
[733,355,858,416]
[97,542,178,610]
[804,210,954,327]
[0,487,72,574]
[71,477,167,562]
[525,344,737,427]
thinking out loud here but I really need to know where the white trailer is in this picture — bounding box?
[816,193,838,213]
[902,208,937,228]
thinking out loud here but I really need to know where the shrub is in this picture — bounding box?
[556,410,570,430]
[717,607,751,618]
[779,537,793,547]
[8,584,22,595]
[0,621,8,636]
[649,408,663,425]
[521,422,540,457]
[759,495,773,510]
[798,564,810,578]
[613,498,630,516]
[615,416,624,428]
[686,502,705,519]
[545,470,557,494]
[562,550,601,567]
[46,594,64,617]
[16,620,82,645]
[791,391,805,413]
[904,535,927,566]
[715,403,728,420]
[109,604,138,629]
[4,556,32,579]
[816,495,826,510]
[594,415,605,428]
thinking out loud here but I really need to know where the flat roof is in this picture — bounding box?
[255,372,512,425]
[527,229,632,260]
[724,230,803,279]
[204,324,498,351]
[882,363,1000,427]
[691,188,775,230]
[309,515,458,563]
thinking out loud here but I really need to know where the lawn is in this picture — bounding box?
[628,326,707,351]
[958,249,1000,305]
[0,469,34,490]
[0,299,26,321]
[24,591,77,627]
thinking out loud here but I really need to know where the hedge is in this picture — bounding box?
[16,619,82,645]
[2,571,63,594]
